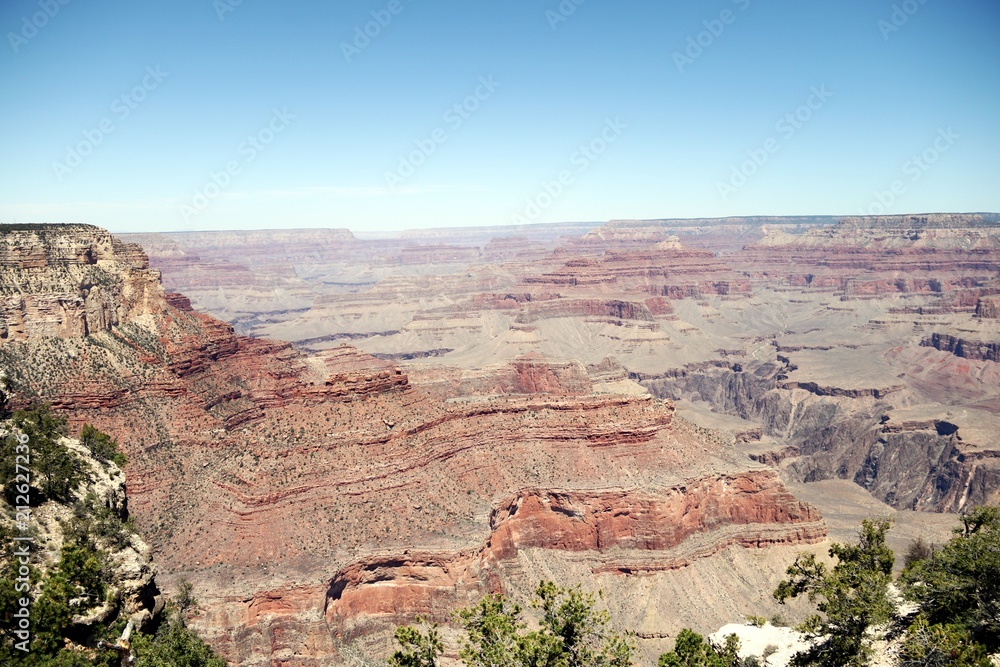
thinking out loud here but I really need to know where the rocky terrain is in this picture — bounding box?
[0,411,162,661]
[0,223,857,666]
[124,216,1000,513]
[130,213,1000,513]
[3,215,996,665]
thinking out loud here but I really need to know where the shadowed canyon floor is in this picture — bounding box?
[1,217,995,665]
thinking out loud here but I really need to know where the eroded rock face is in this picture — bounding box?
[324,471,825,643]
[0,225,164,341]
[977,296,1000,319]
[922,332,1000,362]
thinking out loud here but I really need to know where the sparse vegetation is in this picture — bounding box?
[902,537,934,570]
[658,629,742,667]
[390,581,633,667]
[386,510,1000,666]
[175,578,197,613]
[131,603,226,667]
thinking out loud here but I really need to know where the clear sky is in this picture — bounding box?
[1,0,997,233]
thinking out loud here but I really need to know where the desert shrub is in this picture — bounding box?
[389,619,443,667]
[902,536,935,570]
[175,578,197,613]
[898,618,990,667]
[391,582,633,667]
[80,424,126,468]
[60,493,134,552]
[658,629,741,667]
[131,605,226,667]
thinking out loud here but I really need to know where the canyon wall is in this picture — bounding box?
[0,223,835,666]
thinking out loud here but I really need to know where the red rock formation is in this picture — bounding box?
[324,471,825,640]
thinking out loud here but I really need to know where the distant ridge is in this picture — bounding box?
[605,213,1000,230]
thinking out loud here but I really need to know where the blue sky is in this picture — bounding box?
[0,0,997,233]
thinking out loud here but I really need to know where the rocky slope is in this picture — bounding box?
[121,214,1000,518]
[0,224,832,666]
[0,413,161,660]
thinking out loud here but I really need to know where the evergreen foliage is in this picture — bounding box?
[131,605,226,667]
[898,619,990,667]
[900,506,1000,651]
[0,407,225,667]
[773,518,895,667]
[657,629,742,667]
[390,581,634,667]
[79,424,127,468]
[1,405,85,504]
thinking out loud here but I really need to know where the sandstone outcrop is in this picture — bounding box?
[977,295,1000,319]
[1,224,164,341]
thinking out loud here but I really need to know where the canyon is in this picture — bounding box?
[1,214,996,665]
[122,213,1000,515]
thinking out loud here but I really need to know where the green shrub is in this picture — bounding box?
[658,629,741,667]
[2,406,86,504]
[80,424,126,468]
[899,618,990,667]
[391,582,633,667]
[131,607,226,667]
[389,619,443,667]
[901,506,1000,650]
